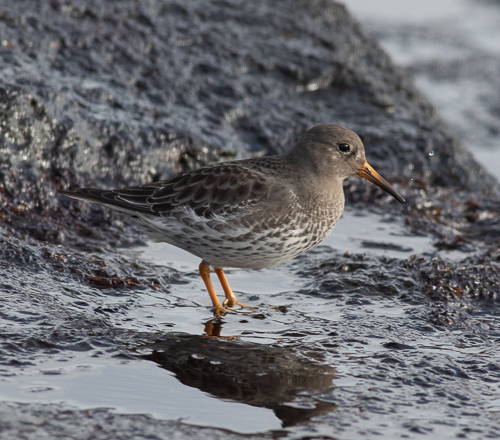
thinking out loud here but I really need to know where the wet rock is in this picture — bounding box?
[403,190,500,252]
[407,248,500,327]
[0,0,497,248]
[298,252,421,301]
[0,402,270,440]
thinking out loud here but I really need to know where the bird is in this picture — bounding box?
[60,124,405,317]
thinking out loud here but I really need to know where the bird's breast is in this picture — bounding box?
[137,191,345,269]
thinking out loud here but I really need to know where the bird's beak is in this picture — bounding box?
[357,161,405,204]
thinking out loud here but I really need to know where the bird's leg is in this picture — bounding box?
[199,263,229,317]
[214,268,251,309]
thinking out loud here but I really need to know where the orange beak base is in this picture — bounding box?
[357,161,405,204]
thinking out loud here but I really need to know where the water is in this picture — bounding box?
[2,201,499,438]
[0,206,477,436]
[0,354,280,433]
[0,207,474,436]
[342,0,500,181]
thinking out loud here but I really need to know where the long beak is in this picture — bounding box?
[357,161,405,204]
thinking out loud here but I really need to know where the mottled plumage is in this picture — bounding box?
[60,124,404,316]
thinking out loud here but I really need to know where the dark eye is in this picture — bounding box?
[338,143,351,153]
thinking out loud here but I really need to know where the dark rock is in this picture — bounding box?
[0,1,496,247]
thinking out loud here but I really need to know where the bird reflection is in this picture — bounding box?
[204,319,223,337]
[138,333,337,427]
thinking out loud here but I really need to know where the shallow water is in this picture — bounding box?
[0,354,280,433]
[2,207,495,438]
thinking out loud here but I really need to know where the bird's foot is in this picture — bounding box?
[213,304,235,318]
[223,297,256,310]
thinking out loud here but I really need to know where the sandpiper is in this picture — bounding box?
[60,124,405,316]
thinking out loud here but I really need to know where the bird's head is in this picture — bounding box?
[289,124,405,204]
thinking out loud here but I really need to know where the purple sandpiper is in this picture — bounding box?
[60,124,405,316]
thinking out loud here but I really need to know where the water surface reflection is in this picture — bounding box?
[139,333,337,427]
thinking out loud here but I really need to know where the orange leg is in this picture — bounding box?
[214,268,249,308]
[199,263,228,317]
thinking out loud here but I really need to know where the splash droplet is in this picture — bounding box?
[428,150,434,156]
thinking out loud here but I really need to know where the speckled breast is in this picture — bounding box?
[180,198,345,269]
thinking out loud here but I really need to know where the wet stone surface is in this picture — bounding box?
[1,0,500,439]
[0,402,272,440]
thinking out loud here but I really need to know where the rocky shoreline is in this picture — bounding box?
[1,1,499,439]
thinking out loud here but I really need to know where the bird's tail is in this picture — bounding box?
[58,188,153,215]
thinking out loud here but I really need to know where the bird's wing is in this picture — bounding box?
[60,159,291,219]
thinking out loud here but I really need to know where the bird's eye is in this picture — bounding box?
[338,143,351,153]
